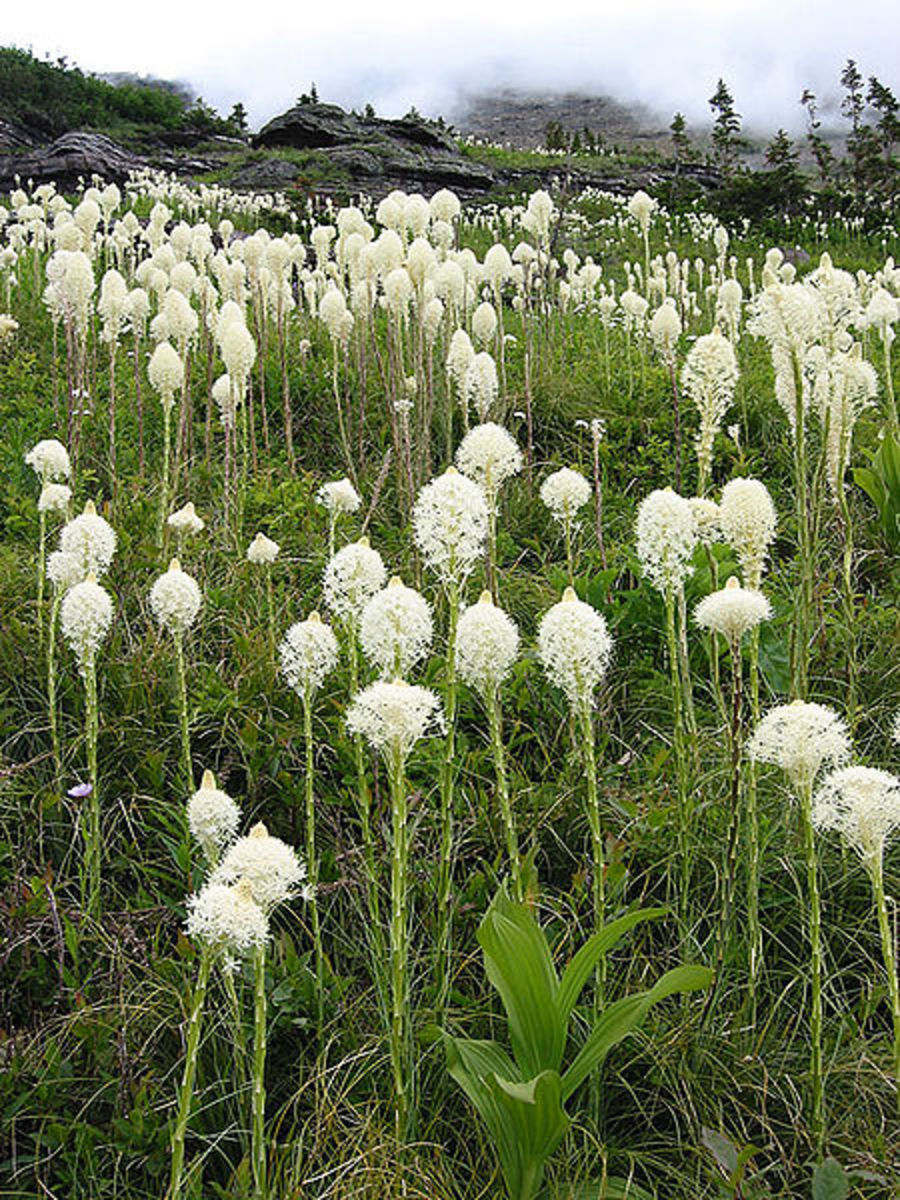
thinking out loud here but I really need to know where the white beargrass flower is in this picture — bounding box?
[188,768,241,863]
[186,879,269,962]
[212,821,307,911]
[465,351,499,422]
[635,488,697,592]
[246,532,279,564]
[455,423,522,506]
[813,766,900,869]
[167,502,205,536]
[430,188,461,224]
[47,549,84,592]
[718,478,777,589]
[346,679,446,760]
[694,576,770,641]
[627,190,656,233]
[25,438,71,482]
[540,467,591,525]
[748,701,851,790]
[60,501,117,577]
[689,497,721,546]
[60,573,113,674]
[316,478,360,515]
[472,302,498,347]
[220,319,257,383]
[455,592,519,696]
[0,313,19,341]
[38,483,72,514]
[150,558,202,635]
[360,578,433,678]
[681,328,738,490]
[322,537,387,623]
[538,586,613,708]
[279,612,339,697]
[148,341,184,410]
[412,467,489,585]
[649,300,681,366]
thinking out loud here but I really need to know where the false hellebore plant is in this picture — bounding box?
[444,890,711,1200]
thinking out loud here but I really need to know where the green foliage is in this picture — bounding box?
[853,432,900,550]
[444,891,712,1200]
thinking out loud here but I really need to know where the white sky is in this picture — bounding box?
[5,0,899,132]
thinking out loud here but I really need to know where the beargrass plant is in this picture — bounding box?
[149,559,202,795]
[444,889,712,1200]
[279,610,339,1035]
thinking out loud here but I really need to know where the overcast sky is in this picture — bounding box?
[6,0,899,133]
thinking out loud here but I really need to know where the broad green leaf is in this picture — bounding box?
[852,465,885,509]
[478,890,565,1078]
[812,1158,849,1200]
[561,966,711,1100]
[557,908,667,1021]
[445,1035,519,1144]
[486,1070,569,1200]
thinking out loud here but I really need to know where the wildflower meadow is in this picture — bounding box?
[0,171,898,1199]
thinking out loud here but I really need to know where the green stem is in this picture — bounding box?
[884,334,897,441]
[48,593,61,792]
[713,636,744,993]
[790,351,811,699]
[869,855,900,1113]
[666,587,690,940]
[252,945,268,1200]
[388,741,411,1143]
[158,402,171,549]
[37,509,46,646]
[837,488,858,734]
[746,630,762,1017]
[174,632,193,795]
[168,947,211,1200]
[564,512,574,587]
[487,688,520,899]
[303,686,324,1037]
[579,697,605,999]
[799,779,824,1152]
[436,578,459,1023]
[265,565,276,670]
[83,654,101,919]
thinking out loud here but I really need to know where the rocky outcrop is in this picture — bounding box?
[0,131,147,190]
[253,103,495,198]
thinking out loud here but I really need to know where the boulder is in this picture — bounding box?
[0,131,147,190]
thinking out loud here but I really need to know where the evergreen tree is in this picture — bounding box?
[227,102,248,135]
[800,89,835,186]
[708,79,744,175]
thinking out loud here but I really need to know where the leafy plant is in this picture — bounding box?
[853,432,900,550]
[444,890,712,1200]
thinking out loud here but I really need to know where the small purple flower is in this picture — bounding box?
[67,782,93,799]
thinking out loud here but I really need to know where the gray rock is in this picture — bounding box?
[0,131,147,190]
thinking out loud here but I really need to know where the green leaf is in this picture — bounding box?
[561,966,712,1100]
[812,1158,849,1200]
[445,1034,520,1139]
[852,465,884,510]
[486,1070,570,1200]
[557,908,667,1021]
[478,889,565,1078]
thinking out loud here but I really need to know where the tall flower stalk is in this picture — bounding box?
[540,468,592,587]
[149,560,203,794]
[279,612,339,1036]
[813,766,900,1112]
[694,577,770,998]
[412,468,488,1022]
[635,488,697,937]
[456,593,521,895]
[60,574,114,918]
[347,680,446,1143]
[148,342,184,549]
[749,702,851,1150]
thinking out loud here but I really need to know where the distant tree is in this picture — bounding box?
[364,102,375,119]
[708,79,744,175]
[545,119,567,152]
[570,130,582,155]
[227,102,248,135]
[867,76,900,165]
[839,59,880,200]
[670,111,690,162]
[800,88,835,186]
[310,82,319,103]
